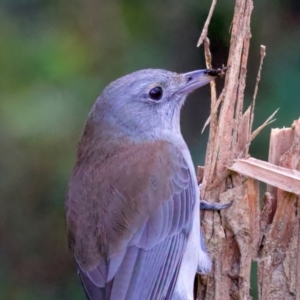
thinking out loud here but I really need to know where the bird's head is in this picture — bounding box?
[87,68,225,141]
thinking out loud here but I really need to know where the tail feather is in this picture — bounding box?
[78,266,105,300]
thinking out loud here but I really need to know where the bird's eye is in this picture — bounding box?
[149,86,163,101]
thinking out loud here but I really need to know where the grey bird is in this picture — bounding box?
[66,68,228,300]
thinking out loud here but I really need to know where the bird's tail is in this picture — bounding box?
[77,265,112,300]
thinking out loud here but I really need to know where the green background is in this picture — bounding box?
[1,0,299,299]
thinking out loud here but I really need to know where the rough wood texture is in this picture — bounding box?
[196,0,300,299]
[258,120,300,300]
[230,158,300,195]
[197,0,256,299]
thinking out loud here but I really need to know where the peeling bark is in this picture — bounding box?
[196,0,300,299]
[258,121,300,300]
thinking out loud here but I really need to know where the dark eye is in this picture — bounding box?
[149,86,163,101]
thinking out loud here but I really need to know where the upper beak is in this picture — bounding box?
[177,67,227,95]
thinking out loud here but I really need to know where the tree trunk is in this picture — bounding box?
[196,0,300,299]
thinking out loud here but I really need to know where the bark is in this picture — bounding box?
[258,121,300,300]
[197,0,256,299]
[196,0,300,299]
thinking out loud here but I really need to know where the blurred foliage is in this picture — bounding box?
[0,0,299,299]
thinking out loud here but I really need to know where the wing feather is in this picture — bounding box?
[67,141,196,299]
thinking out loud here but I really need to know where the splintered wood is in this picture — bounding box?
[197,0,257,299]
[258,121,300,300]
[196,0,300,299]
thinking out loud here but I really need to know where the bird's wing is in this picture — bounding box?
[66,140,196,300]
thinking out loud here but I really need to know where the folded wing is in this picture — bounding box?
[66,140,196,300]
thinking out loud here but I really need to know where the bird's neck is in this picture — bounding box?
[76,116,187,165]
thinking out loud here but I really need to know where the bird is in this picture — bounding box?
[66,67,229,300]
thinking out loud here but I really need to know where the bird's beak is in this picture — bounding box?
[177,67,227,95]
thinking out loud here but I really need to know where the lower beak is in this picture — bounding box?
[177,67,226,95]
